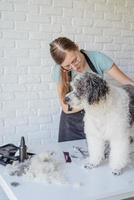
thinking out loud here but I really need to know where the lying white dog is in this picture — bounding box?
[65,72,134,175]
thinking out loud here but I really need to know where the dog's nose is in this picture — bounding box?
[64,96,70,103]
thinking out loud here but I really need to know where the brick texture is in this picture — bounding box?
[0,0,134,146]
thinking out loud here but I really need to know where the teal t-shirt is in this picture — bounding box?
[52,51,114,83]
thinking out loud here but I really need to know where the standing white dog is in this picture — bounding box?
[65,72,134,175]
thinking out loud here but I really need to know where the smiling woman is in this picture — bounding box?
[61,51,82,71]
[50,37,134,142]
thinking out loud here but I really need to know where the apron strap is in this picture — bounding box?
[80,49,98,74]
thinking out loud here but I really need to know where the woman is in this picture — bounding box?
[50,37,134,142]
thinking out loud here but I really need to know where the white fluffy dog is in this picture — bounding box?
[65,72,134,175]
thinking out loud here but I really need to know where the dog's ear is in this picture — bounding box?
[86,73,109,104]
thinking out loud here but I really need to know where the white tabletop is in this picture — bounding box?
[0,139,134,200]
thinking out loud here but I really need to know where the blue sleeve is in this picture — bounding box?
[51,64,61,83]
[96,52,114,74]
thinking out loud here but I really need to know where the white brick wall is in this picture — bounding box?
[0,0,134,146]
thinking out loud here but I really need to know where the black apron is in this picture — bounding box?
[58,50,98,142]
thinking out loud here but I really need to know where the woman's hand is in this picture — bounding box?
[61,101,83,114]
[57,82,83,114]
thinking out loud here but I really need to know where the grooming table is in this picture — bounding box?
[0,139,134,200]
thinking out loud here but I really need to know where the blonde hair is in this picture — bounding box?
[50,37,78,101]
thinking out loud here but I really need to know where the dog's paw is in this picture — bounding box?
[112,169,122,176]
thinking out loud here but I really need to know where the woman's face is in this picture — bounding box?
[61,50,86,73]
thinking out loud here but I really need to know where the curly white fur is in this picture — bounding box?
[65,72,134,175]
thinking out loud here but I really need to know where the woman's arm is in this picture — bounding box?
[57,82,83,114]
[107,64,134,85]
